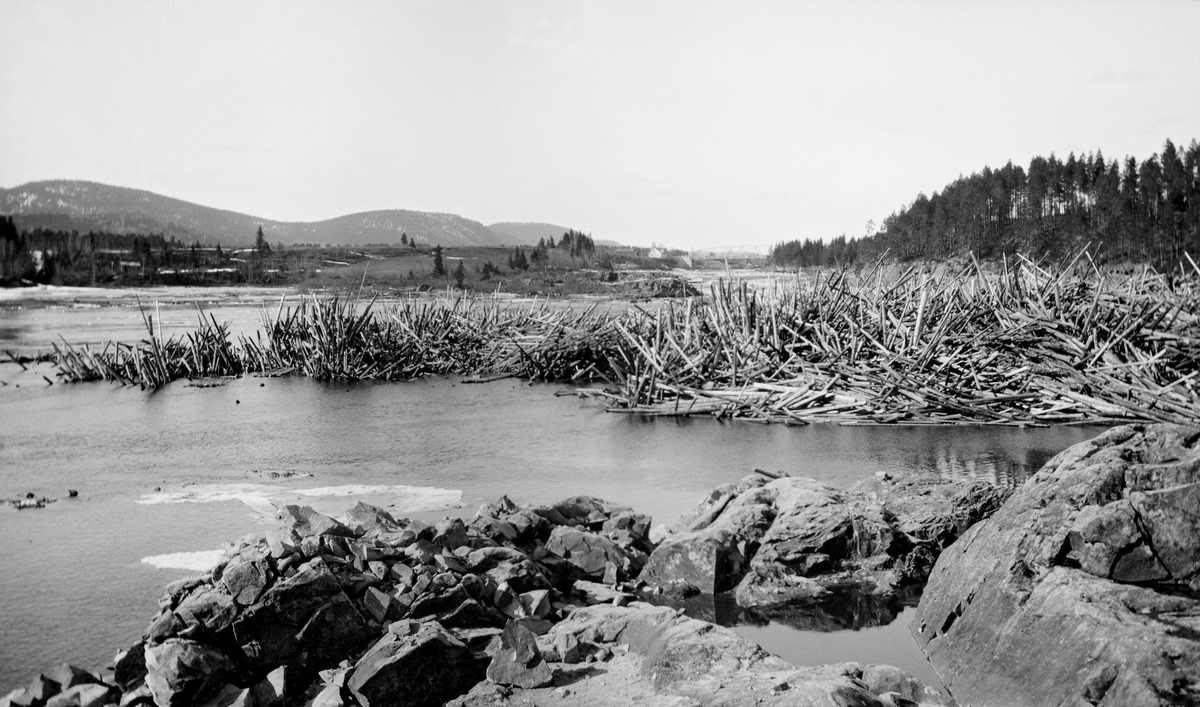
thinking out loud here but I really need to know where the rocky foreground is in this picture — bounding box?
[914,423,1200,706]
[3,424,1197,707]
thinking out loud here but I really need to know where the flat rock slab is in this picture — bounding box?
[914,423,1200,707]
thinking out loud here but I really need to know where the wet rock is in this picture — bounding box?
[144,639,235,707]
[346,621,484,707]
[914,423,1200,707]
[485,620,554,688]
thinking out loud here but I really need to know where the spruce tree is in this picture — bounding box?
[453,260,466,288]
[432,244,445,277]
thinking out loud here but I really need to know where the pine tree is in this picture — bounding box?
[254,226,271,256]
[401,233,408,246]
[453,260,466,288]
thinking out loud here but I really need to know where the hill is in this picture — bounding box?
[488,222,579,247]
[0,180,503,247]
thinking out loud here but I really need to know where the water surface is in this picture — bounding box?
[0,295,1107,692]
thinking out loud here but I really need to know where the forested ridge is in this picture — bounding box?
[772,139,1200,269]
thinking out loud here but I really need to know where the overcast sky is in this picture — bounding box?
[2,1,1198,248]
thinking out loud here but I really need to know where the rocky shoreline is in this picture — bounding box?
[3,424,1197,707]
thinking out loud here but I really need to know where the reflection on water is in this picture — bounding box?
[643,585,934,684]
[643,585,920,635]
[930,443,1055,487]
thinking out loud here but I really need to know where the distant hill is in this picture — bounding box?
[0,180,503,247]
[488,222,577,247]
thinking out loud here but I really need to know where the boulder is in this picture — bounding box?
[41,667,99,692]
[43,685,116,707]
[221,558,271,607]
[545,526,641,581]
[913,423,1200,706]
[345,621,484,707]
[144,640,235,707]
[282,506,355,539]
[638,530,744,594]
[485,621,554,689]
[641,470,1004,612]
[113,642,148,692]
[345,503,402,533]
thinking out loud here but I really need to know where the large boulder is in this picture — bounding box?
[545,526,644,582]
[913,424,1200,706]
[144,640,235,707]
[641,471,999,611]
[345,621,485,707]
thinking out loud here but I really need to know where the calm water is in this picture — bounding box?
[0,295,1107,692]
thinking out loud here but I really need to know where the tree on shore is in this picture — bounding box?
[453,260,466,288]
[432,244,445,276]
[254,226,271,256]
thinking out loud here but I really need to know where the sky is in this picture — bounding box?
[1,1,1198,249]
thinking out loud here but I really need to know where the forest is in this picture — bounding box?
[0,218,284,286]
[771,138,1200,269]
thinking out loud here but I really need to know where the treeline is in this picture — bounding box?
[771,138,1200,268]
[507,229,598,270]
[0,219,285,286]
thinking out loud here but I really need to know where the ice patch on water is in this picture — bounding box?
[137,483,462,515]
[141,549,226,572]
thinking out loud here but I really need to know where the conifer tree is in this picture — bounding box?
[432,244,445,276]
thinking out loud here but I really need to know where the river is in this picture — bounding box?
[0,289,1107,692]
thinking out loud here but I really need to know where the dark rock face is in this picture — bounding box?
[913,424,1200,706]
[346,621,484,707]
[640,471,1005,611]
[143,640,235,707]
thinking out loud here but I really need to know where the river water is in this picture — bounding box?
[0,290,1107,692]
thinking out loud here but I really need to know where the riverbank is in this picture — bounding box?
[3,464,985,707]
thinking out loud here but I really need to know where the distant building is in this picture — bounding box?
[647,247,664,259]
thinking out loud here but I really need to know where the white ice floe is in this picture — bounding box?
[141,549,226,572]
[137,482,463,516]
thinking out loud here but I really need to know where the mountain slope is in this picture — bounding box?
[0,180,503,247]
[488,222,578,247]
